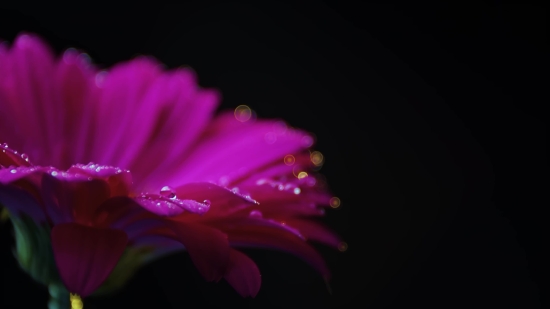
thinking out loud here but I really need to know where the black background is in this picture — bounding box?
[0,2,545,308]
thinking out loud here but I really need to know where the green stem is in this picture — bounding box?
[48,284,71,309]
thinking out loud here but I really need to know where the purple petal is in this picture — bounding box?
[169,221,229,282]
[51,223,128,297]
[224,249,261,297]
[133,193,211,216]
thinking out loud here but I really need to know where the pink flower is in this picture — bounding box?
[0,33,342,301]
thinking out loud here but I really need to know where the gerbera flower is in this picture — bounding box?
[0,33,343,307]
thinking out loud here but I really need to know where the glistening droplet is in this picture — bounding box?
[160,186,176,199]
[249,210,263,218]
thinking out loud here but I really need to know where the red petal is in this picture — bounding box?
[224,249,261,297]
[0,144,32,167]
[51,223,128,297]
[215,222,330,277]
[68,163,133,197]
[174,182,258,218]
[169,222,229,282]
[41,172,110,224]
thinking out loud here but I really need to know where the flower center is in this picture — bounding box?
[70,293,83,309]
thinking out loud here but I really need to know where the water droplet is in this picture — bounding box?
[202,200,211,206]
[293,187,301,195]
[20,153,29,161]
[10,169,17,174]
[51,171,58,176]
[160,186,176,199]
[1,143,8,148]
[249,210,263,218]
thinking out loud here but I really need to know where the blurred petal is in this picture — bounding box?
[224,249,261,298]
[51,223,127,297]
[0,184,46,222]
[169,221,229,282]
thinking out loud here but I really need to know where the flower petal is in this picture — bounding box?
[51,223,128,297]
[0,144,33,167]
[68,163,132,197]
[224,249,261,298]
[169,222,229,282]
[165,113,313,185]
[41,172,110,225]
[0,184,47,222]
[133,193,211,216]
[174,182,258,218]
[215,221,330,277]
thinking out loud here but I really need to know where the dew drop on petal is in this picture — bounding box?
[202,200,211,207]
[20,153,29,161]
[293,187,301,195]
[160,186,176,199]
[1,143,8,148]
[249,210,263,218]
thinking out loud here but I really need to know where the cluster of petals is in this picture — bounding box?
[0,33,341,298]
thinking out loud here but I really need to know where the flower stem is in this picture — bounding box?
[48,284,70,309]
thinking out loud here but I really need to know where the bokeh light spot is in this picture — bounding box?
[234,105,252,122]
[329,197,341,208]
[284,154,295,166]
[310,151,324,166]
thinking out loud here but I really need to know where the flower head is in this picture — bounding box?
[0,33,342,302]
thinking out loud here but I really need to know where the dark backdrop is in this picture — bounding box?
[0,2,545,308]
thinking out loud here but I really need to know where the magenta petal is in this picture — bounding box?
[224,249,261,297]
[0,144,33,167]
[41,172,110,225]
[174,182,258,218]
[68,163,133,197]
[51,223,128,297]
[0,184,47,222]
[133,193,211,216]
[169,222,229,282]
